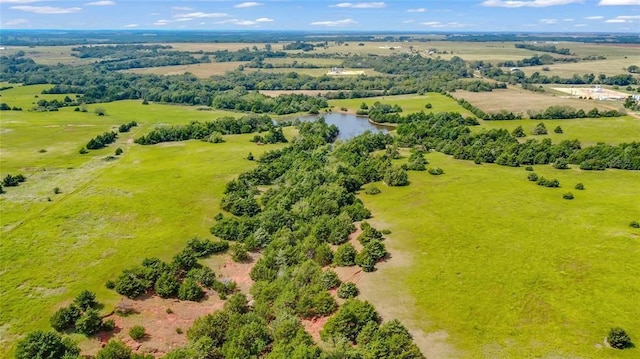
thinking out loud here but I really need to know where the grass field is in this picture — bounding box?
[124,61,246,77]
[329,93,472,116]
[0,46,89,66]
[0,85,293,356]
[453,87,618,114]
[519,58,640,78]
[359,151,640,358]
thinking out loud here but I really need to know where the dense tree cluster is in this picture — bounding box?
[107,238,230,300]
[86,131,117,150]
[514,43,574,55]
[212,89,328,114]
[134,116,274,145]
[118,121,138,133]
[49,290,102,336]
[2,173,26,187]
[71,44,210,71]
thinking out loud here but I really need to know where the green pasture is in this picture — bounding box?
[0,85,292,356]
[475,116,640,146]
[361,151,640,358]
[329,93,472,116]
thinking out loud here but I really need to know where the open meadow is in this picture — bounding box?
[0,85,293,356]
[359,151,640,358]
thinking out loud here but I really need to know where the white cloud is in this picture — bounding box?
[584,15,604,19]
[563,18,574,21]
[604,15,640,22]
[154,19,170,26]
[605,18,627,22]
[235,20,257,25]
[481,0,582,7]
[421,21,466,28]
[172,6,193,11]
[402,19,414,23]
[311,18,358,26]
[540,18,558,24]
[574,23,587,26]
[4,18,29,25]
[234,2,263,8]
[123,23,138,28]
[10,5,82,14]
[331,2,385,8]
[598,0,640,4]
[175,12,228,19]
[617,15,640,19]
[255,17,273,22]
[84,1,115,5]
[407,8,426,12]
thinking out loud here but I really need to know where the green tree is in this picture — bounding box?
[154,272,180,298]
[15,330,80,359]
[75,309,102,336]
[95,340,132,359]
[334,243,357,266]
[512,125,526,138]
[129,325,146,341]
[337,282,359,299]
[74,290,97,310]
[49,305,81,332]
[320,299,380,342]
[178,278,204,302]
[608,327,633,349]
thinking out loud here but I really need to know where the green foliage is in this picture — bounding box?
[186,237,229,257]
[129,325,146,341]
[224,293,249,314]
[630,221,640,229]
[527,172,539,181]
[15,330,80,359]
[115,147,123,156]
[321,270,341,290]
[355,248,377,272]
[428,167,444,175]
[525,166,534,171]
[563,192,574,200]
[154,272,180,298]
[512,125,526,138]
[178,278,205,302]
[554,126,563,134]
[532,122,548,135]
[95,340,132,359]
[205,131,225,144]
[337,282,359,299]
[334,243,357,266]
[172,249,198,271]
[73,290,97,310]
[186,266,216,288]
[86,131,117,150]
[365,186,381,195]
[75,309,102,336]
[230,243,249,262]
[113,266,153,298]
[575,183,585,190]
[553,158,570,169]
[321,299,380,343]
[384,166,409,186]
[2,173,26,187]
[608,327,633,349]
[49,304,81,332]
[537,177,560,188]
[102,319,115,332]
[247,152,254,161]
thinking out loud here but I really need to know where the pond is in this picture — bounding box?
[295,112,391,140]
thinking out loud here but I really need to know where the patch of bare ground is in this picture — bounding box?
[453,86,609,114]
[301,316,330,343]
[345,219,460,359]
[83,253,260,357]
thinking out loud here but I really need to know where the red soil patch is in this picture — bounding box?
[301,316,330,343]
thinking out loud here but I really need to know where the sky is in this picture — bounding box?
[1,0,639,32]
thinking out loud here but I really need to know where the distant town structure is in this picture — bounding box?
[327,67,366,76]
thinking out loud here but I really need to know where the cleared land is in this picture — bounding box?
[359,151,640,358]
[124,61,246,77]
[0,85,293,356]
[453,87,617,114]
[329,93,472,116]
[0,46,89,66]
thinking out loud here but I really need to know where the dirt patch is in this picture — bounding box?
[82,293,224,357]
[301,316,330,343]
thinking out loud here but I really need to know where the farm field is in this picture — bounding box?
[329,93,472,116]
[520,57,640,78]
[453,87,617,114]
[359,151,640,358]
[0,86,293,356]
[124,61,246,77]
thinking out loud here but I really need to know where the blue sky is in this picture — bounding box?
[1,0,639,32]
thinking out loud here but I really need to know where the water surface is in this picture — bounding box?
[296,112,390,140]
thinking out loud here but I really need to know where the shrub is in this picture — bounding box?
[115,147,123,155]
[553,158,570,169]
[579,159,607,170]
[337,282,359,299]
[105,279,116,289]
[247,152,254,161]
[53,187,61,194]
[154,272,180,298]
[94,107,107,116]
[532,122,548,135]
[384,166,409,186]
[74,289,97,310]
[608,327,633,349]
[527,172,539,182]
[102,319,116,331]
[630,221,640,229]
[512,125,526,138]
[321,270,342,290]
[425,103,432,109]
[575,183,585,190]
[320,299,380,343]
[554,125,563,134]
[334,243,357,266]
[96,340,131,359]
[15,330,80,359]
[173,249,198,271]
[49,305,81,332]
[186,266,216,288]
[79,147,89,154]
[563,192,574,200]
[428,167,444,175]
[178,278,205,302]
[129,325,146,341]
[365,186,381,195]
[525,166,534,171]
[75,309,102,336]
[355,248,376,272]
[230,243,249,262]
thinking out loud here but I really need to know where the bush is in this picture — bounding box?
[79,147,89,154]
[365,186,381,195]
[563,192,574,200]
[105,279,116,289]
[525,166,534,171]
[608,327,633,349]
[96,340,132,359]
[334,243,357,266]
[186,266,216,288]
[428,167,444,175]
[102,319,116,331]
[575,183,585,190]
[178,278,205,302]
[129,325,146,341]
[321,270,341,290]
[50,305,81,332]
[75,309,102,336]
[554,125,563,134]
[630,221,640,229]
[512,125,526,138]
[154,272,180,298]
[337,282,359,299]
[247,152,254,161]
[115,147,123,156]
[355,248,376,272]
[230,243,249,262]
[74,289,97,310]
[532,122,548,135]
[553,158,570,169]
[173,249,198,271]
[15,330,80,359]
[425,103,432,109]
[384,166,409,186]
